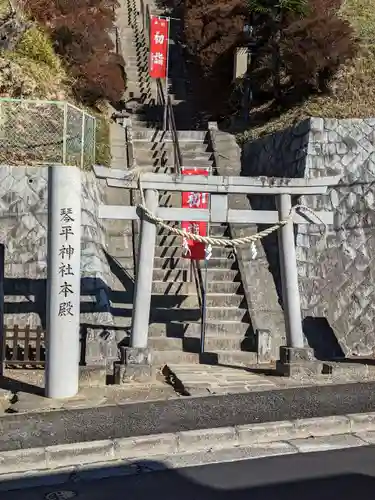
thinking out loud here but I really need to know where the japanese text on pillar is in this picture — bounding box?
[58,208,75,317]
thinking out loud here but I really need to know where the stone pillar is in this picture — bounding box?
[45,166,82,399]
[276,194,320,377]
[277,193,304,348]
[114,189,158,383]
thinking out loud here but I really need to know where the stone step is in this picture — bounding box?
[204,293,246,308]
[133,130,207,141]
[209,224,231,237]
[152,265,240,282]
[205,281,243,294]
[152,281,194,294]
[156,235,185,246]
[148,320,252,337]
[112,315,133,328]
[150,294,199,308]
[152,349,257,367]
[205,307,248,321]
[153,257,191,269]
[136,158,213,169]
[196,258,239,270]
[132,143,210,154]
[152,350,200,365]
[155,221,181,232]
[205,269,240,281]
[150,307,201,322]
[149,336,255,352]
[152,268,189,281]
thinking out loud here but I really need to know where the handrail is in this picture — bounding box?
[124,119,139,277]
[140,0,151,46]
[156,79,182,175]
[190,259,207,354]
[167,95,183,175]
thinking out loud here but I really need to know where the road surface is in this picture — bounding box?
[2,444,375,499]
[3,381,375,452]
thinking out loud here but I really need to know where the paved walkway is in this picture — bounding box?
[2,361,375,415]
[167,363,375,397]
[0,369,176,414]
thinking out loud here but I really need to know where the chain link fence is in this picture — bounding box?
[0,98,96,168]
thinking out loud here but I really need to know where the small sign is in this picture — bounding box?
[149,16,169,79]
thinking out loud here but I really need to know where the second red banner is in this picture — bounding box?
[181,167,209,260]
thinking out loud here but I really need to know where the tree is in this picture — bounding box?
[21,0,126,105]
[245,0,308,100]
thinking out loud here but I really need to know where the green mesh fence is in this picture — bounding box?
[0,98,96,168]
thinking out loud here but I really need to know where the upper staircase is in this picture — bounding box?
[105,0,271,367]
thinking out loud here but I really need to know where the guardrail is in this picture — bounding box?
[190,259,207,353]
[156,79,182,175]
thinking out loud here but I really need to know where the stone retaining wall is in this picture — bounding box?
[0,166,118,366]
[243,118,375,358]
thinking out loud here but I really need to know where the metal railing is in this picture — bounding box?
[156,78,182,175]
[0,98,96,169]
[124,119,139,277]
[190,259,207,354]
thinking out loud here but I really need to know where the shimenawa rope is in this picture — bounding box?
[135,176,328,248]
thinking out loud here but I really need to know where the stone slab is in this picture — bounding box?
[114,433,178,458]
[46,440,115,468]
[178,426,237,452]
[348,411,375,433]
[289,434,367,453]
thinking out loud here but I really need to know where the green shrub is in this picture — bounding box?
[16,26,62,72]
[340,0,375,45]
[95,116,111,167]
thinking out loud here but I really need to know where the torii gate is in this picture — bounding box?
[93,166,339,380]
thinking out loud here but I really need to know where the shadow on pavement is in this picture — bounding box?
[1,449,375,499]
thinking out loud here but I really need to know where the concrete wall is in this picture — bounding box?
[243,117,375,358]
[0,166,119,366]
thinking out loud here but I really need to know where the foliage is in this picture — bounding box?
[21,0,126,106]
[182,0,359,122]
[16,26,61,72]
[0,0,11,19]
[340,0,375,44]
[246,0,308,16]
[281,13,357,92]
[95,115,111,167]
[1,24,67,99]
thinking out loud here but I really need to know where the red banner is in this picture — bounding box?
[181,167,209,260]
[149,16,169,79]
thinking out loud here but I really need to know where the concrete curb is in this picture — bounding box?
[2,412,375,477]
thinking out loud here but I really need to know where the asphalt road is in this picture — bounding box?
[3,380,375,451]
[2,445,375,499]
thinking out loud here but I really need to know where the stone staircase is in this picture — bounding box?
[106,0,262,367]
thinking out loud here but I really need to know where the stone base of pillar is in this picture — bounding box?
[113,347,155,384]
[79,365,107,387]
[276,346,322,377]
